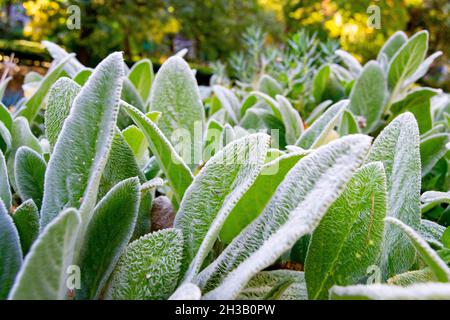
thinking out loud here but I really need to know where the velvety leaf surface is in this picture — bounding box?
[9,208,80,300]
[150,56,205,167]
[366,112,421,278]
[106,228,183,300]
[388,31,428,92]
[14,146,46,209]
[41,52,124,228]
[0,200,22,299]
[305,162,387,300]
[122,102,193,204]
[296,100,347,149]
[238,270,307,300]
[128,59,153,104]
[348,61,386,133]
[219,152,305,244]
[196,135,371,299]
[0,150,11,211]
[386,217,450,282]
[45,77,81,148]
[174,133,270,280]
[12,199,39,255]
[330,283,450,300]
[75,177,140,299]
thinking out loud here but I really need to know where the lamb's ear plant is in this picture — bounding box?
[1,29,449,301]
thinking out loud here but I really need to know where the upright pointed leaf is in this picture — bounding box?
[129,59,154,104]
[7,117,42,192]
[41,52,124,228]
[366,112,421,278]
[175,133,270,280]
[386,217,450,282]
[18,54,75,122]
[122,125,149,167]
[258,75,283,98]
[305,162,387,299]
[388,31,428,92]
[312,65,330,102]
[336,49,362,77]
[106,229,183,300]
[220,152,306,244]
[150,56,205,166]
[0,150,11,211]
[0,102,12,131]
[121,78,146,112]
[296,100,347,149]
[276,95,303,145]
[45,78,81,148]
[122,102,193,203]
[12,199,39,255]
[97,131,144,199]
[348,61,386,133]
[14,146,46,209]
[420,133,450,177]
[203,119,223,162]
[0,200,22,299]
[42,41,85,77]
[390,87,438,134]
[378,31,408,62]
[9,208,81,300]
[212,85,240,124]
[75,177,140,300]
[197,135,371,299]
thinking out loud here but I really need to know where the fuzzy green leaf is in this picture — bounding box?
[14,146,46,209]
[0,150,11,211]
[276,95,304,145]
[0,200,22,299]
[390,88,438,134]
[348,61,386,133]
[45,77,81,148]
[238,270,307,300]
[420,133,450,177]
[7,117,42,192]
[386,217,450,282]
[213,85,240,124]
[150,56,205,167]
[18,54,74,122]
[388,31,428,92]
[128,59,154,104]
[9,208,81,300]
[258,75,283,98]
[305,162,387,300]
[197,135,371,299]
[12,199,39,255]
[106,228,183,300]
[175,133,270,281]
[122,102,193,203]
[312,65,330,102]
[75,177,140,299]
[169,283,202,300]
[330,283,450,300]
[296,100,347,149]
[366,112,421,278]
[378,31,408,62]
[219,152,305,244]
[40,52,124,228]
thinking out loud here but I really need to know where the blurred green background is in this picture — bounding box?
[0,0,449,87]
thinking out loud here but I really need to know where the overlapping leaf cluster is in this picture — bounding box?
[0,30,449,300]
